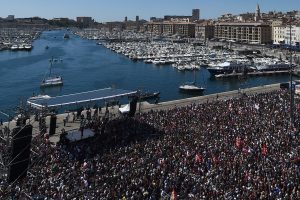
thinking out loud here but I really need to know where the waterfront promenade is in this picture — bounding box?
[1,82,284,145]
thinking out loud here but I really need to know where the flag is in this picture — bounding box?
[212,155,219,165]
[171,188,176,200]
[235,136,242,149]
[261,143,267,156]
[244,171,250,181]
[195,154,202,163]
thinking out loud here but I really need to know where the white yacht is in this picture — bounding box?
[207,59,253,76]
[41,57,63,88]
[41,76,63,87]
[11,44,18,50]
[253,58,290,71]
[25,44,32,51]
[152,58,160,65]
[179,70,206,93]
[179,83,206,92]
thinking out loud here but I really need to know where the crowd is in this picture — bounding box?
[1,89,300,199]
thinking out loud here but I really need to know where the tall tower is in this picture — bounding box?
[192,9,200,21]
[255,4,261,21]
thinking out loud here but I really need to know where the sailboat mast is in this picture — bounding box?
[49,57,53,76]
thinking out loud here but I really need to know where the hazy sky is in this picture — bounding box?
[0,0,299,22]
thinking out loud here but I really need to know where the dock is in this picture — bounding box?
[215,70,292,78]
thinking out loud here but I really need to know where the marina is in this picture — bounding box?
[0,28,40,51]
[0,29,297,119]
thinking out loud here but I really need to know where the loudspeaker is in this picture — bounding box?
[129,97,138,117]
[49,115,57,136]
[8,125,32,183]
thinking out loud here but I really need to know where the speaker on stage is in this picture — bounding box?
[49,115,57,136]
[8,125,32,183]
[129,97,138,117]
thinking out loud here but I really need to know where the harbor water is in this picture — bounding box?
[0,30,290,117]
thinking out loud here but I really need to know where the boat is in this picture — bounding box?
[18,44,25,50]
[11,44,18,51]
[179,70,206,93]
[63,33,70,39]
[139,91,160,100]
[207,59,253,76]
[179,83,206,92]
[129,91,160,100]
[40,57,63,88]
[253,58,290,71]
[144,59,153,63]
[24,44,32,51]
[28,94,51,101]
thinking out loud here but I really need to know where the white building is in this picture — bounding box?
[273,25,286,44]
[284,25,300,46]
[295,11,300,19]
[6,15,14,21]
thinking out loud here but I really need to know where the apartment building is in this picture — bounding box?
[285,25,300,46]
[195,23,214,40]
[214,22,272,44]
[273,25,286,44]
[146,21,195,37]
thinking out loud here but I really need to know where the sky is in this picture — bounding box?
[0,0,299,22]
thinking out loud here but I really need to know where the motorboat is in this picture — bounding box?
[139,91,160,100]
[24,44,32,51]
[253,58,291,71]
[179,83,206,92]
[18,44,25,50]
[11,44,18,51]
[207,59,253,76]
[129,91,160,100]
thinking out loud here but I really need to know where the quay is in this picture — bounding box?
[0,82,285,145]
[215,70,291,78]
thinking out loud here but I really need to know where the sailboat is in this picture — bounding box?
[40,57,63,88]
[179,70,205,93]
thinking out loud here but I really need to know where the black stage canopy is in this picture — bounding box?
[27,87,137,109]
